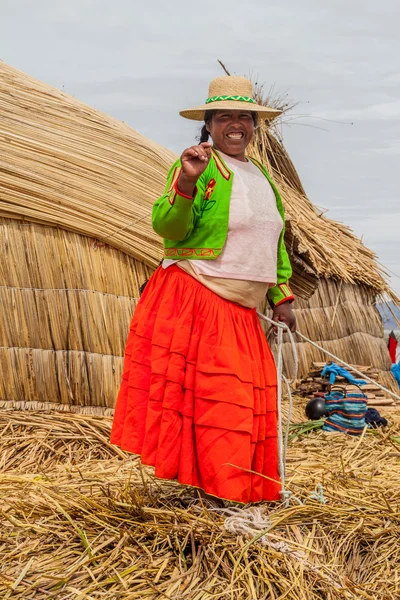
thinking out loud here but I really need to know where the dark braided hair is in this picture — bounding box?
[198,110,258,143]
[199,110,216,143]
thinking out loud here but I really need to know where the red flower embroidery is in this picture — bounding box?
[201,179,217,217]
[204,179,216,200]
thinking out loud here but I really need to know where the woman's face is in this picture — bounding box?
[206,110,255,161]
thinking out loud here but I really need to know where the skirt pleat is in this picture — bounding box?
[111,265,280,503]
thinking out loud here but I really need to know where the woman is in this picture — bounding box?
[111,76,296,504]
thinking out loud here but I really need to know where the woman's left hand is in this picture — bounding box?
[272,302,296,333]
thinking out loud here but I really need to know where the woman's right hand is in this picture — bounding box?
[180,142,212,181]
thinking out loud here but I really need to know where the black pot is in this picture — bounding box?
[305,397,328,421]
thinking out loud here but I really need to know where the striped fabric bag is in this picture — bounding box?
[322,386,367,436]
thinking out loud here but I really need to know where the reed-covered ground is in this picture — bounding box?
[1,401,399,599]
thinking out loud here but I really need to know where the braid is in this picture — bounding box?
[197,109,215,143]
[199,125,210,143]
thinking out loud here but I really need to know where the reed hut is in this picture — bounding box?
[0,61,398,414]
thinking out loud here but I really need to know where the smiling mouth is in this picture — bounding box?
[226,132,245,140]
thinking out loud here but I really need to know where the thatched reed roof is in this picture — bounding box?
[0,217,153,412]
[0,61,398,304]
[0,61,172,268]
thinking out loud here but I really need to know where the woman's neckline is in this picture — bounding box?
[217,149,249,164]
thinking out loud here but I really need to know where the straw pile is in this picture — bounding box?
[1,404,399,599]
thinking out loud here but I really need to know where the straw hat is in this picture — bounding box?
[179,76,282,121]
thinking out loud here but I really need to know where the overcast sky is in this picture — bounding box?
[2,0,399,295]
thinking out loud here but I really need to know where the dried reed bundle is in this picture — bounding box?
[1,406,399,599]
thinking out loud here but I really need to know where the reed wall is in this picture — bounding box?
[0,218,150,411]
[1,218,396,412]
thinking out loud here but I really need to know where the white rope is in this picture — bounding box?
[91,212,152,250]
[223,506,306,561]
[309,483,327,504]
[223,504,351,593]
[257,312,300,506]
[276,324,285,497]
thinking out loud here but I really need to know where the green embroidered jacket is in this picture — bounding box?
[152,149,294,306]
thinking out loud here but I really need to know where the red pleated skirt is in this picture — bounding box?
[110,265,280,503]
